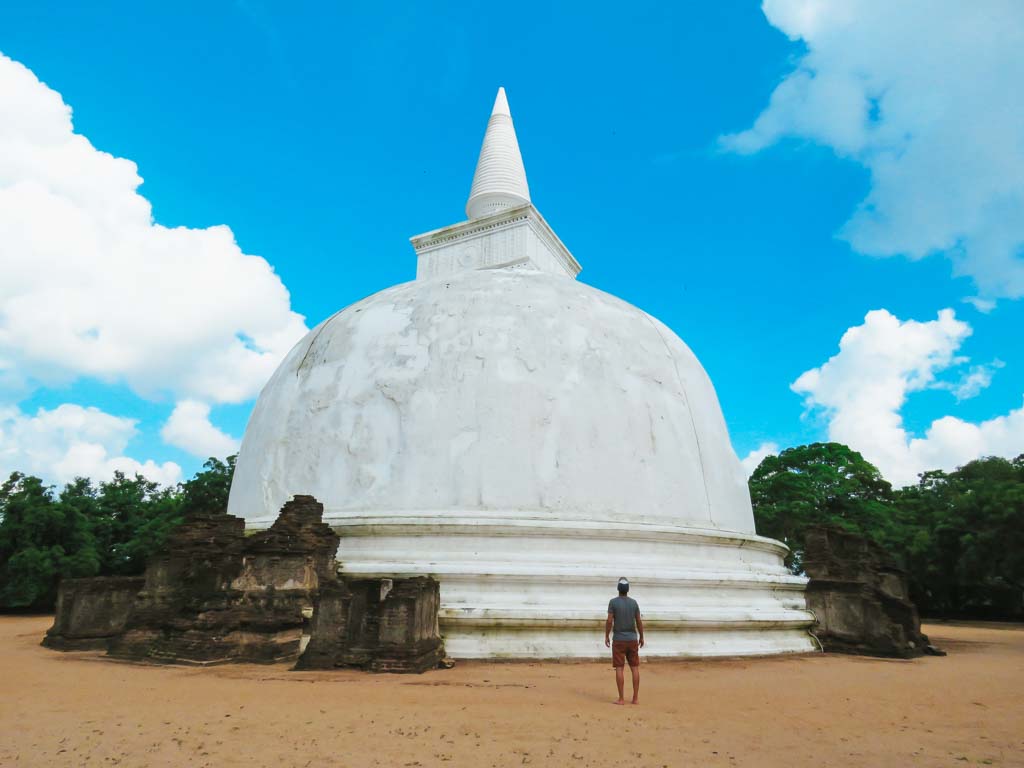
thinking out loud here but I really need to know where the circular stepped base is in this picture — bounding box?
[248,512,817,659]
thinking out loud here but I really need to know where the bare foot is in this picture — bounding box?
[614,699,626,705]
[631,699,639,705]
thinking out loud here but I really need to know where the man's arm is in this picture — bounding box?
[636,613,645,648]
[605,612,614,647]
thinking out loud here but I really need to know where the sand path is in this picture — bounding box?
[1,617,1021,767]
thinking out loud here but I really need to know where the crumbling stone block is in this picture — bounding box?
[296,576,445,673]
[803,526,931,658]
[44,494,446,672]
[42,576,145,651]
[292,579,353,670]
[108,495,339,665]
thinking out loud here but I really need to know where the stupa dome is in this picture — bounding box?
[228,88,814,658]
[230,268,754,534]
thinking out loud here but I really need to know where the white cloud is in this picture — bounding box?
[161,400,239,459]
[0,51,308,403]
[740,442,779,476]
[793,308,1024,486]
[939,360,1004,401]
[723,1,1024,301]
[0,404,181,487]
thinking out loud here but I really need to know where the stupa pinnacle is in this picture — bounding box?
[466,87,531,219]
[408,87,580,281]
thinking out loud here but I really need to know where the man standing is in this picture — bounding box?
[604,577,644,705]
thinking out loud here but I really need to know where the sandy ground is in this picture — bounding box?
[1,617,1022,767]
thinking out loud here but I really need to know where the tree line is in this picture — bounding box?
[750,443,1024,620]
[0,457,234,610]
[2,445,1022,619]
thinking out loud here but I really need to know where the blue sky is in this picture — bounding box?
[1,1,1022,488]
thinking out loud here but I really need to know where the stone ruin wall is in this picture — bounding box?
[43,576,145,651]
[107,495,336,664]
[297,577,445,673]
[43,494,445,673]
[803,525,934,658]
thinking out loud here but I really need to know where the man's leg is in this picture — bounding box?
[630,663,640,704]
[612,642,626,704]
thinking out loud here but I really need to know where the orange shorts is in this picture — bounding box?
[612,640,640,668]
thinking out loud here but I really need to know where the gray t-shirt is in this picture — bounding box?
[607,595,640,642]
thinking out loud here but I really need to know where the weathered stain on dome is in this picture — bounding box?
[230,267,750,531]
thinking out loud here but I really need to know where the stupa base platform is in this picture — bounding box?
[244,512,818,660]
[441,624,816,660]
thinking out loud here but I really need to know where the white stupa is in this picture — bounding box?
[228,88,815,658]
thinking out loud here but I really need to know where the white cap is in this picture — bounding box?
[466,87,531,220]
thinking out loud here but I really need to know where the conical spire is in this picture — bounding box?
[466,87,531,220]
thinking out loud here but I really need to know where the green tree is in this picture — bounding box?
[178,456,236,518]
[92,472,173,575]
[0,455,237,610]
[0,473,100,608]
[894,455,1024,618]
[748,442,898,570]
[750,444,1024,619]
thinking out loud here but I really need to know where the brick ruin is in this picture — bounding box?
[43,495,445,673]
[297,577,445,673]
[42,575,145,651]
[803,525,938,658]
[107,495,337,664]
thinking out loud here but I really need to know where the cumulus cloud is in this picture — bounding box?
[793,308,1024,486]
[740,442,780,476]
[0,51,308,403]
[0,404,181,487]
[723,1,1024,301]
[160,400,239,459]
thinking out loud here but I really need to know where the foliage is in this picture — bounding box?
[893,456,1024,618]
[179,456,236,518]
[748,442,897,570]
[749,444,1024,619]
[0,456,235,610]
[0,473,99,608]
[90,473,180,576]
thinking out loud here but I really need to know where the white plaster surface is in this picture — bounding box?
[231,268,754,533]
[229,267,816,657]
[413,204,581,282]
